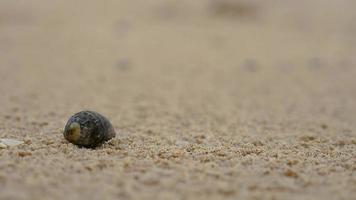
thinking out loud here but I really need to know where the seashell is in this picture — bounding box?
[63,111,116,148]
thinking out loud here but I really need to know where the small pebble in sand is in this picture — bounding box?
[63,111,116,148]
[284,169,299,178]
[0,138,24,148]
[18,151,32,157]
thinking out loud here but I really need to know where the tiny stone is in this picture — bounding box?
[18,151,32,157]
[0,138,24,147]
[284,169,298,178]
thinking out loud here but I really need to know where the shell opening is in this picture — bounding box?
[66,122,81,142]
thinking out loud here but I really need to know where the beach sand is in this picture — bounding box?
[0,0,355,199]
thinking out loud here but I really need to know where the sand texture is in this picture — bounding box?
[0,0,355,199]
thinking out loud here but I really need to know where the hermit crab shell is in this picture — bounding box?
[63,111,116,148]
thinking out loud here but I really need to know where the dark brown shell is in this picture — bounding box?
[63,111,116,148]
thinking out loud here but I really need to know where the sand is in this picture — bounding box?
[0,0,355,199]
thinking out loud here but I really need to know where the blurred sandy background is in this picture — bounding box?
[0,0,355,199]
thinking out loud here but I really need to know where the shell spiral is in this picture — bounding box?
[63,111,116,148]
